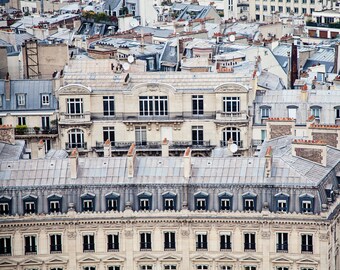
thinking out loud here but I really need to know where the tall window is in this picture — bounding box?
[260,106,270,119]
[223,97,240,113]
[107,233,119,251]
[219,192,232,211]
[48,194,62,213]
[0,196,11,215]
[244,267,256,270]
[138,193,152,211]
[24,235,37,254]
[192,126,203,145]
[18,116,26,126]
[103,127,115,144]
[195,192,208,211]
[41,94,50,106]
[310,106,320,119]
[163,192,176,211]
[222,127,241,147]
[164,232,176,250]
[276,233,288,252]
[196,232,208,250]
[0,236,11,255]
[106,193,119,211]
[17,94,26,106]
[83,234,95,252]
[192,95,204,115]
[139,96,168,116]
[140,232,152,250]
[301,234,313,253]
[67,98,83,115]
[81,193,95,212]
[300,195,314,213]
[287,107,297,118]
[41,116,50,130]
[244,233,256,251]
[68,129,85,149]
[50,234,62,253]
[23,195,37,214]
[135,126,147,146]
[220,233,232,250]
[243,193,257,211]
[103,96,115,116]
[275,193,289,212]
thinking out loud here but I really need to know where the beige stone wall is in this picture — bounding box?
[0,47,8,79]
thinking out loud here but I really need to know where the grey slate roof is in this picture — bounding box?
[103,0,121,11]
[132,26,173,39]
[0,141,25,161]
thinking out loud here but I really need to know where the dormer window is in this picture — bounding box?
[299,194,314,213]
[23,195,38,214]
[17,94,25,106]
[41,94,50,106]
[310,106,321,119]
[274,193,290,213]
[138,192,152,211]
[194,191,209,211]
[242,192,257,211]
[0,195,11,215]
[218,192,233,211]
[260,106,271,119]
[162,192,177,211]
[105,192,120,211]
[47,194,62,213]
[81,193,96,212]
[287,105,298,119]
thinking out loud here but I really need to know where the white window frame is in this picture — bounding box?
[302,200,312,213]
[196,265,209,270]
[164,265,176,270]
[223,97,240,113]
[42,94,50,106]
[196,198,206,209]
[164,198,174,210]
[25,201,35,212]
[277,199,287,211]
[245,199,254,210]
[260,107,270,118]
[220,198,231,210]
[83,200,93,210]
[67,98,83,115]
[0,202,9,214]
[18,116,26,126]
[288,108,297,119]
[140,265,153,270]
[17,94,25,106]
[49,200,60,212]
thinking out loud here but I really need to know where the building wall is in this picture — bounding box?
[0,47,8,79]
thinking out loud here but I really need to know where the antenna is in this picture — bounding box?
[230,144,238,153]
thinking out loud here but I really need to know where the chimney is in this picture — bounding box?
[306,115,316,129]
[103,139,112,158]
[161,138,169,157]
[300,87,308,102]
[187,21,193,32]
[5,73,10,101]
[0,125,15,145]
[183,147,192,179]
[290,44,298,89]
[69,148,79,179]
[292,139,327,166]
[334,42,340,75]
[265,146,273,177]
[127,143,136,178]
[37,139,45,159]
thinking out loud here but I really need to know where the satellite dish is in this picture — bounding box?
[229,34,235,43]
[122,62,130,71]
[127,55,135,63]
[130,19,139,28]
[230,143,238,153]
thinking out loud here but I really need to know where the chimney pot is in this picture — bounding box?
[37,139,45,159]
[127,143,136,178]
[161,138,169,157]
[104,139,112,158]
[69,148,79,179]
[183,147,192,179]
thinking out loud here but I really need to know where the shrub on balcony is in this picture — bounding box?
[15,125,28,135]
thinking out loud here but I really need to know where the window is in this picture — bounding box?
[84,267,95,270]
[222,127,241,147]
[263,5,267,11]
[50,234,62,253]
[300,268,314,270]
[294,8,299,13]
[0,236,11,255]
[108,267,120,270]
[67,98,83,116]
[221,267,232,270]
[244,267,256,270]
[277,232,288,252]
[107,233,119,251]
[192,95,204,115]
[23,195,37,214]
[301,234,313,253]
[41,116,50,130]
[139,96,168,116]
[17,94,25,106]
[164,232,176,250]
[192,126,204,145]
[310,107,320,119]
[135,126,147,146]
[0,196,11,215]
[300,194,314,213]
[163,192,176,211]
[243,193,257,211]
[255,4,260,11]
[275,193,289,212]
[41,94,50,106]
[103,96,115,116]
[196,232,208,250]
[106,192,120,211]
[196,265,208,270]
[140,232,152,250]
[286,7,291,13]
[223,97,240,113]
[220,233,232,250]
[260,106,270,119]
[219,192,232,211]
[140,266,152,270]
[195,192,208,211]
[51,268,63,270]
[68,129,85,149]
[103,127,115,145]
[48,194,62,213]
[336,107,340,119]
[24,235,37,254]
[302,8,307,14]
[287,107,297,118]
[244,233,256,251]
[147,58,155,71]
[138,192,152,211]
[18,116,26,126]
[277,267,289,270]
[83,234,95,252]
[271,6,275,12]
[279,6,283,12]
[81,193,95,212]
[164,266,176,270]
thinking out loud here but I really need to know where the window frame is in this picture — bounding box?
[107,233,119,251]
[220,232,232,251]
[218,192,233,211]
[192,95,204,115]
[41,94,50,106]
[0,236,11,255]
[47,194,62,213]
[138,192,152,211]
[83,234,95,252]
[223,97,240,113]
[276,232,288,252]
[244,232,256,251]
[275,193,290,213]
[67,98,83,115]
[105,192,120,212]
[162,192,177,211]
[81,193,96,212]
[139,96,168,116]
[164,231,176,251]
[194,192,209,211]
[103,96,115,116]
[17,94,26,106]
[23,195,38,214]
[242,193,257,211]
[50,233,62,253]
[196,232,208,251]
[301,234,313,253]
[140,232,152,251]
[0,195,11,215]
[24,234,37,254]
[299,194,314,213]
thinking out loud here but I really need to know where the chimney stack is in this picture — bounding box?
[0,125,15,145]
[265,146,273,177]
[103,139,112,158]
[292,139,327,166]
[334,42,340,75]
[161,138,169,157]
[37,139,45,159]
[69,148,79,179]
[127,143,136,178]
[183,147,192,179]
[5,73,10,101]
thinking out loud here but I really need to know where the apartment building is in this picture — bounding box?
[57,71,256,157]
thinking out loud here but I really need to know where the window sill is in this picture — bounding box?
[164,248,176,251]
[301,251,313,254]
[50,250,62,254]
[25,252,37,255]
[220,248,232,251]
[83,250,95,253]
[276,249,288,253]
[140,248,152,251]
[108,249,119,252]
[196,248,208,251]
[244,249,256,252]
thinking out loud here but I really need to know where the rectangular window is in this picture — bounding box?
[223,97,240,113]
[0,237,11,255]
[288,108,296,119]
[294,7,299,13]
[279,6,283,12]
[44,139,52,153]
[50,234,62,253]
[164,198,175,210]
[196,266,208,270]
[220,233,232,250]
[277,232,288,252]
[25,201,36,214]
[108,267,120,270]
[196,198,207,210]
[24,235,37,254]
[302,8,307,14]
[221,267,232,270]
[41,116,50,130]
[277,199,287,212]
[83,234,95,252]
[311,108,320,119]
[260,107,270,118]
[192,95,204,115]
[49,201,60,213]
[51,268,63,270]
[103,96,115,116]
[192,126,203,145]
[67,98,83,115]
[0,203,10,215]
[107,198,119,211]
[196,233,208,250]
[276,267,289,270]
[164,232,176,250]
[263,5,267,11]
[139,96,168,116]
[244,267,256,270]
[255,4,260,11]
[302,200,312,213]
[42,94,50,106]
[140,266,153,270]
[301,234,313,253]
[220,198,231,211]
[336,109,340,119]
[17,94,25,106]
[84,267,96,270]
[103,127,115,144]
[107,234,119,251]
[135,126,147,146]
[83,200,94,211]
[244,233,256,251]
[139,199,150,211]
[18,116,26,126]
[140,232,152,250]
[271,6,275,12]
[164,266,176,270]
[244,199,255,211]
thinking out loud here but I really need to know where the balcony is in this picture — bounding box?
[65,142,87,150]
[220,140,243,149]
[196,242,208,251]
[220,242,232,251]
[59,112,92,125]
[15,127,58,138]
[276,244,288,252]
[164,242,176,251]
[107,242,119,252]
[25,245,37,255]
[306,21,340,29]
[215,110,249,123]
[50,244,62,253]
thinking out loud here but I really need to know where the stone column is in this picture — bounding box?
[319,231,329,269]
[39,229,48,255]
[181,226,190,270]
[261,228,271,270]
[124,226,134,270]
[66,222,78,269]
[13,230,22,256]
[97,227,105,253]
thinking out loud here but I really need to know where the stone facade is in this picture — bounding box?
[311,132,338,147]
[269,124,292,139]
[0,125,15,145]
[295,147,323,164]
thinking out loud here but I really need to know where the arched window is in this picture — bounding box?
[221,127,241,147]
[67,129,85,149]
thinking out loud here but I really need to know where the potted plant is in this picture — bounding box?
[34,126,40,134]
[15,125,28,135]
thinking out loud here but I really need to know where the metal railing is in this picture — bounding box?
[15,127,58,135]
[220,242,232,250]
[50,244,62,253]
[196,242,208,250]
[244,243,256,251]
[164,242,176,250]
[0,247,11,255]
[65,142,87,150]
[301,245,313,253]
[140,242,151,250]
[276,244,288,252]
[306,21,340,29]
[25,245,37,254]
[83,244,95,252]
[220,140,243,148]
[107,242,119,251]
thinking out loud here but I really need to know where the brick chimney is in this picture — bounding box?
[161,138,169,157]
[37,139,45,159]
[127,143,136,178]
[103,139,111,158]
[306,115,316,129]
[266,118,295,140]
[69,148,79,179]
[292,139,327,166]
[300,86,308,102]
[183,147,192,179]
[5,73,10,101]
[0,125,15,145]
[265,146,273,177]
